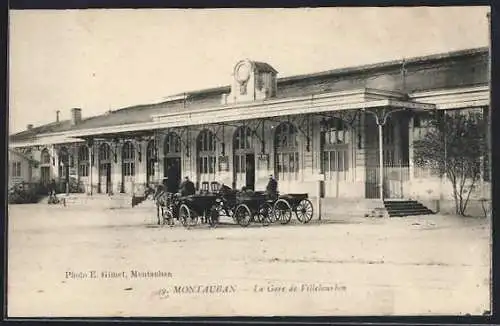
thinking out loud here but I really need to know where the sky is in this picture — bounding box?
[8,7,490,134]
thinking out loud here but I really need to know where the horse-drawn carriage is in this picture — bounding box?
[153,184,314,228]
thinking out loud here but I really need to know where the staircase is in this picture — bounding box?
[383,200,435,217]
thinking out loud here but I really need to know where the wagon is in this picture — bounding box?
[232,191,273,227]
[273,193,314,224]
[177,194,220,227]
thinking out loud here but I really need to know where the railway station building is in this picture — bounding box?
[8,47,490,215]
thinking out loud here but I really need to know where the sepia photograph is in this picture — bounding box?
[7,6,492,318]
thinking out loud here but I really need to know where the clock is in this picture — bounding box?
[235,62,251,83]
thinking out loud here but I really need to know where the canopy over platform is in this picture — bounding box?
[26,88,435,142]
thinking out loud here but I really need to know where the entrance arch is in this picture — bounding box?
[146,140,157,186]
[98,143,112,194]
[320,117,351,198]
[121,141,135,193]
[163,132,182,189]
[233,126,255,190]
[40,148,51,186]
[274,122,299,181]
[196,129,216,186]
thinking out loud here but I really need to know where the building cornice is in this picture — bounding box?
[410,85,489,110]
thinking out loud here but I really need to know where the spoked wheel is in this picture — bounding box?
[179,204,197,228]
[234,204,252,227]
[273,199,292,225]
[162,209,175,226]
[295,199,314,223]
[257,202,273,226]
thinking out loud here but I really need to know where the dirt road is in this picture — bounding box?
[7,204,491,317]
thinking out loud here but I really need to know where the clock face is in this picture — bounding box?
[235,63,251,83]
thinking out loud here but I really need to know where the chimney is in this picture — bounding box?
[56,110,60,122]
[71,108,82,125]
[26,124,33,130]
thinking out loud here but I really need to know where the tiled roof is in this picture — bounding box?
[9,120,72,143]
[10,47,488,143]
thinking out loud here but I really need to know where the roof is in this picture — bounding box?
[253,61,278,74]
[9,47,488,143]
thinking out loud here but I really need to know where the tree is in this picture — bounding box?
[413,110,487,216]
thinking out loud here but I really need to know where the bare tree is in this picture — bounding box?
[413,110,487,216]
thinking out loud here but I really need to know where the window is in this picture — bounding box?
[274,122,299,180]
[12,162,21,177]
[122,142,135,176]
[322,118,350,181]
[197,129,217,178]
[234,126,253,151]
[78,145,89,177]
[164,132,181,156]
[99,143,111,162]
[147,140,156,177]
[41,149,51,165]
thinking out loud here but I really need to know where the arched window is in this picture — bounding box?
[233,126,253,174]
[146,140,156,178]
[41,149,51,165]
[274,122,299,180]
[99,143,111,162]
[122,142,135,176]
[322,118,350,180]
[197,129,216,178]
[78,145,89,177]
[164,132,181,156]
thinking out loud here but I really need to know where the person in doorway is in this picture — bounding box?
[179,176,195,196]
[265,174,278,200]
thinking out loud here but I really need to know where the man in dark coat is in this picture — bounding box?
[179,176,195,196]
[265,174,278,200]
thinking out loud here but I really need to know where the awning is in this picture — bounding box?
[17,88,436,141]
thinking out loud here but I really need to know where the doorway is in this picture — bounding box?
[245,154,255,190]
[99,163,111,194]
[164,157,181,190]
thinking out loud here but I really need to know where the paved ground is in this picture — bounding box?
[7,203,491,317]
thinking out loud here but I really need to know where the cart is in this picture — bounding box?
[177,194,220,228]
[232,191,274,227]
[273,193,314,224]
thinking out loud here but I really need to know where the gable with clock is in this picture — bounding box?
[225,59,278,104]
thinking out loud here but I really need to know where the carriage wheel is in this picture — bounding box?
[162,209,175,226]
[234,204,252,227]
[273,199,292,225]
[257,202,273,226]
[295,199,314,223]
[179,204,197,228]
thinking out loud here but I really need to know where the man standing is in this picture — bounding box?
[265,174,278,200]
[179,176,195,196]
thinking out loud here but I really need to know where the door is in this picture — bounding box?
[164,157,181,189]
[40,167,50,186]
[233,154,246,190]
[99,163,111,194]
[245,154,255,190]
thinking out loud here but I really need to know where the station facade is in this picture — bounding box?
[9,48,490,205]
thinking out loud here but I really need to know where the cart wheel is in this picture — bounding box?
[273,199,292,225]
[295,199,314,223]
[179,204,195,228]
[162,209,175,226]
[258,202,273,226]
[208,205,220,227]
[234,204,252,227]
